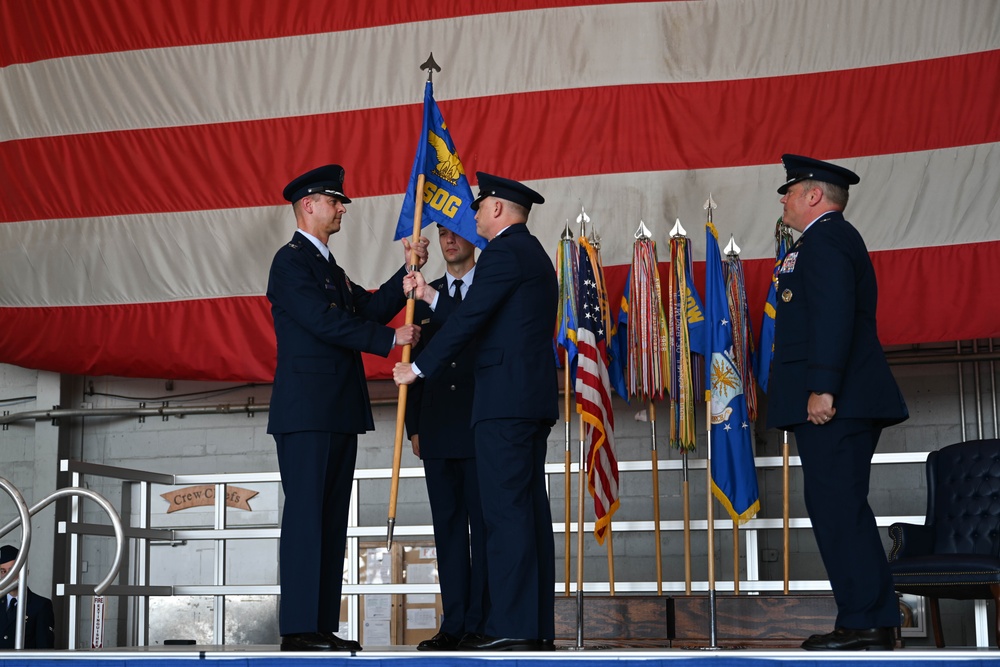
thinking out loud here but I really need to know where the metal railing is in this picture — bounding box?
[56,452,939,647]
[0,475,124,649]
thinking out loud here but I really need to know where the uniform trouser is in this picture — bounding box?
[423,457,489,635]
[794,418,899,629]
[274,431,358,636]
[474,418,555,640]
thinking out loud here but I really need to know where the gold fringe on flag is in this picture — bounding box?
[668,236,697,451]
[724,252,758,422]
[626,238,668,401]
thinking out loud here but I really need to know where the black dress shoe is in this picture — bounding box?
[417,631,461,651]
[321,632,362,651]
[801,627,895,651]
[279,632,362,652]
[459,634,545,651]
[281,633,338,651]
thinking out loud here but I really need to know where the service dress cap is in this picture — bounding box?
[283,164,352,203]
[777,154,860,194]
[0,544,18,563]
[470,172,545,211]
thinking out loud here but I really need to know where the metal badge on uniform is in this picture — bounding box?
[781,289,793,302]
[780,251,798,273]
[421,318,431,325]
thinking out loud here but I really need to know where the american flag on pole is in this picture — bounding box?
[2,1,998,382]
[575,236,620,545]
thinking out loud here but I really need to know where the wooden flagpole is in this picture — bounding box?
[387,178,423,550]
[575,412,587,648]
[669,218,694,595]
[649,400,663,595]
[564,359,573,596]
[705,400,719,647]
[560,220,576,596]
[682,452,692,594]
[783,429,790,593]
[387,55,439,549]
[606,525,616,596]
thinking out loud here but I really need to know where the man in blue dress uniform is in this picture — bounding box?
[405,226,489,650]
[767,154,908,651]
[394,172,558,651]
[0,545,54,649]
[267,164,428,651]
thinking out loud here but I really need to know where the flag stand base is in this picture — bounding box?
[554,592,842,648]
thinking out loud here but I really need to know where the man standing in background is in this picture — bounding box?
[1,545,55,649]
[405,226,488,650]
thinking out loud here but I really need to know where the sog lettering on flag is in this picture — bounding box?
[395,80,485,249]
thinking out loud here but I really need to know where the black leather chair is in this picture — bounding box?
[887,438,1000,648]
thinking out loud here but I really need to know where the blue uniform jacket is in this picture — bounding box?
[267,231,407,435]
[412,224,558,426]
[404,275,476,459]
[1,589,54,649]
[766,212,908,430]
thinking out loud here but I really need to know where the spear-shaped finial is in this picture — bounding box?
[588,218,602,250]
[561,219,574,241]
[724,234,741,256]
[420,53,441,82]
[703,193,717,223]
[576,205,590,239]
[634,220,652,240]
[670,218,687,238]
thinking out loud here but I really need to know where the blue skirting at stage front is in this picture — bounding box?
[0,648,998,667]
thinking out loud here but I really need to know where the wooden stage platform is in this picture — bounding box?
[1,594,994,665]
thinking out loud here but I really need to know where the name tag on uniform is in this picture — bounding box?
[780,252,799,273]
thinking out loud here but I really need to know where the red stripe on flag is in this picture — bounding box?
[0,297,276,381]
[0,296,410,382]
[604,240,1000,351]
[3,51,998,223]
[1,241,996,380]
[0,0,665,67]
[576,335,620,544]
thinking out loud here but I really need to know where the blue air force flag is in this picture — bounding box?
[705,221,760,525]
[395,81,485,249]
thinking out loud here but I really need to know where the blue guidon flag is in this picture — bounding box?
[395,81,485,249]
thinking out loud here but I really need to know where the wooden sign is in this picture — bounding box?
[161,485,258,513]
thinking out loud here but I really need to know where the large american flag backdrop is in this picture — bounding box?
[2,0,998,382]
